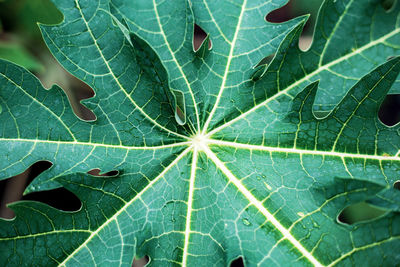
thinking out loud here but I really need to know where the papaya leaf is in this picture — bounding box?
[1,0,400,266]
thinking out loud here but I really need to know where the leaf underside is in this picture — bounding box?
[1,0,400,266]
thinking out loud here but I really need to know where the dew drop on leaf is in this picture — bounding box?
[264,182,272,191]
[242,218,252,226]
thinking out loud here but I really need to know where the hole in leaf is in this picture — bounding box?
[132,255,149,267]
[0,161,52,218]
[265,2,293,24]
[27,161,53,181]
[255,54,275,68]
[266,0,322,51]
[171,89,186,125]
[22,187,81,212]
[41,58,96,122]
[68,84,96,121]
[87,169,119,177]
[381,0,396,11]
[230,257,244,267]
[22,161,81,212]
[0,170,30,219]
[337,202,387,225]
[193,24,211,51]
[378,94,400,126]
[394,181,400,190]
[252,54,275,81]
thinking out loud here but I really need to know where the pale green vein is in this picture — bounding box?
[152,0,201,132]
[202,0,231,44]
[207,139,400,162]
[0,73,76,142]
[57,146,192,266]
[331,62,397,151]
[206,26,400,136]
[0,138,190,150]
[318,0,355,67]
[327,236,400,266]
[202,0,247,134]
[200,143,324,267]
[74,0,189,140]
[182,147,198,266]
[0,229,92,241]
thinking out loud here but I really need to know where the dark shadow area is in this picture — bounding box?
[255,54,275,68]
[381,0,396,11]
[193,24,211,51]
[21,160,81,212]
[252,54,275,81]
[266,1,294,23]
[132,255,149,267]
[379,94,400,126]
[0,161,83,217]
[337,202,387,225]
[22,187,81,212]
[0,161,52,218]
[230,257,244,267]
[394,181,400,190]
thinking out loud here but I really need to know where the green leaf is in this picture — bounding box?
[1,0,400,266]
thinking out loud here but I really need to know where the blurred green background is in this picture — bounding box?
[0,0,62,73]
[0,0,396,237]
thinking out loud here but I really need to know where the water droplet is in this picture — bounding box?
[242,218,251,226]
[312,221,320,228]
[264,182,272,191]
[230,99,235,103]
[297,212,305,217]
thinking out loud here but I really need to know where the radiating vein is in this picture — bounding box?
[0,230,92,241]
[182,146,198,266]
[0,138,190,151]
[201,144,324,267]
[58,146,192,266]
[327,236,400,267]
[318,0,355,67]
[206,26,400,136]
[207,139,400,162]
[0,73,76,142]
[152,0,201,131]
[202,0,247,134]
[74,0,188,140]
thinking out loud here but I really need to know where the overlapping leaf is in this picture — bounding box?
[1,0,400,266]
